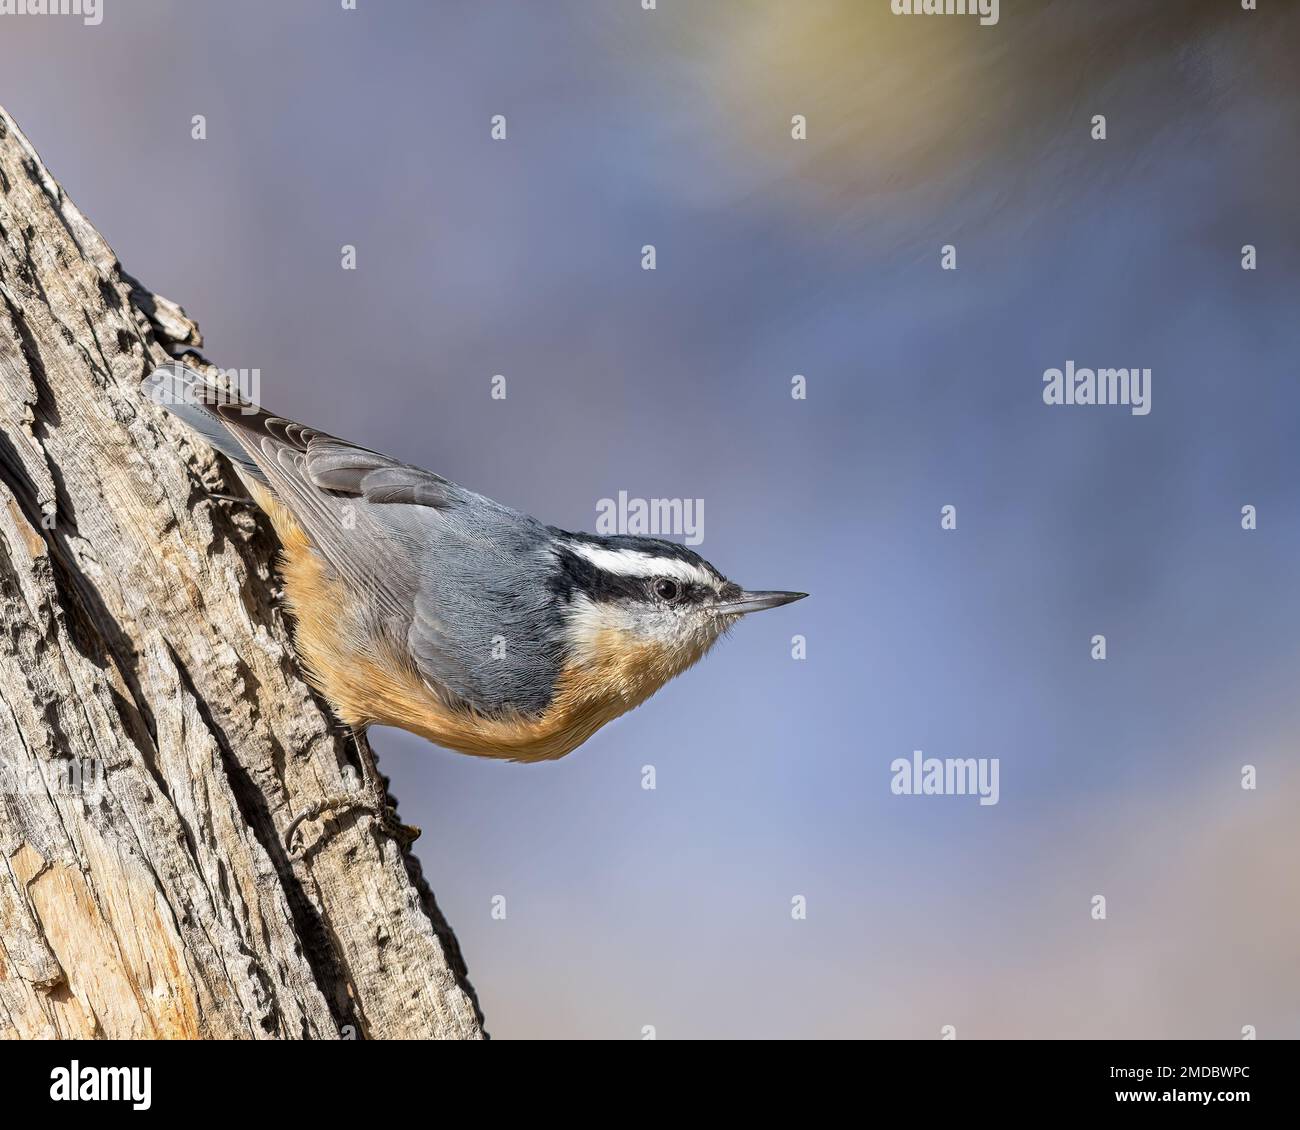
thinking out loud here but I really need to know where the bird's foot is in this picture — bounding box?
[284,794,421,855]
[284,727,419,855]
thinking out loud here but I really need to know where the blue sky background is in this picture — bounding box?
[3,0,1298,1037]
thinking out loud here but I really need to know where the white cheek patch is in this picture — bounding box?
[564,593,724,663]
[564,593,637,653]
[566,543,717,588]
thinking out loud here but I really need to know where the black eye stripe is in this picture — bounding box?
[654,579,712,605]
[548,549,646,603]
[555,530,726,584]
[550,550,718,606]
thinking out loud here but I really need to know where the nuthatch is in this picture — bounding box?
[145,363,805,838]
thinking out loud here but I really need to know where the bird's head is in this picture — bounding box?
[547,533,806,696]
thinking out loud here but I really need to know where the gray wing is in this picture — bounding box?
[148,366,565,716]
[293,433,568,715]
[143,362,425,609]
[307,452,568,717]
[209,400,457,623]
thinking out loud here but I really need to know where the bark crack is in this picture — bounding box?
[0,103,482,1040]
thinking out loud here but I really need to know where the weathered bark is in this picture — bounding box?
[0,105,482,1040]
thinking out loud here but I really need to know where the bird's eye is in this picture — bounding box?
[654,578,681,602]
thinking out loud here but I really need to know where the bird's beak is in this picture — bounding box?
[716,590,808,615]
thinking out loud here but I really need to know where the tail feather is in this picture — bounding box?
[143,363,267,482]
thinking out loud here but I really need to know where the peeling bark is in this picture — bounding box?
[0,105,482,1040]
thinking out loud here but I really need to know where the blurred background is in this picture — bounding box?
[2,0,1298,1038]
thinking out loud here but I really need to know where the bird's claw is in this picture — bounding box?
[284,796,420,855]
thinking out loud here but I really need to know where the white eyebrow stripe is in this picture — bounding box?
[566,543,715,586]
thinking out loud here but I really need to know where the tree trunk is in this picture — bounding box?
[0,105,483,1040]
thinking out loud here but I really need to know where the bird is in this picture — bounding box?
[144,362,805,840]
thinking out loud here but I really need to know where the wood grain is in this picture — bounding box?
[0,104,482,1040]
